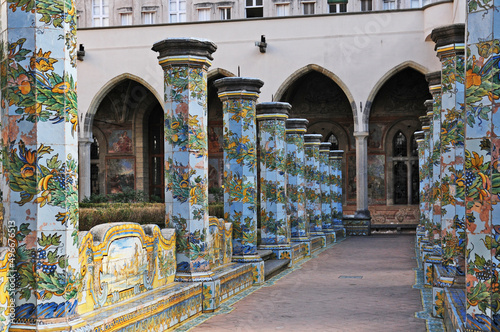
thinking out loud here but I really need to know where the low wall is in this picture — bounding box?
[78,222,176,314]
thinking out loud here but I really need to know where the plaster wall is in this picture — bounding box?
[76,4,454,136]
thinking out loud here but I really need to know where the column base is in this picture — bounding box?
[258,244,292,262]
[176,262,255,312]
[291,237,312,256]
[343,215,371,236]
[232,255,265,285]
[309,233,327,253]
[322,228,337,244]
[10,316,89,332]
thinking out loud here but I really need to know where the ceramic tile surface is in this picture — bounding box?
[216,79,262,256]
[155,42,215,275]
[438,45,466,270]
[304,134,322,234]
[257,105,289,245]
[465,6,500,329]
[319,143,332,230]
[1,0,80,325]
[285,119,308,238]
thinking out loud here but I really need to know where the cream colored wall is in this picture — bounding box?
[77,3,456,135]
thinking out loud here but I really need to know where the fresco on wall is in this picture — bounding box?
[368,124,383,149]
[208,158,222,189]
[108,129,133,154]
[347,154,357,200]
[208,126,223,153]
[368,155,385,202]
[346,154,385,203]
[107,158,135,194]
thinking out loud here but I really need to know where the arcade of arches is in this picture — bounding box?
[88,67,430,226]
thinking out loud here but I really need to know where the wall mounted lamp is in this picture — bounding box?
[77,44,85,61]
[255,35,267,53]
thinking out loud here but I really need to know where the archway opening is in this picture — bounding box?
[279,69,353,206]
[368,67,430,224]
[90,79,161,198]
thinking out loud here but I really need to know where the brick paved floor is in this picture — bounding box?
[190,235,426,332]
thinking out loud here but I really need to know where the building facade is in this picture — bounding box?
[76,0,443,27]
[77,0,464,226]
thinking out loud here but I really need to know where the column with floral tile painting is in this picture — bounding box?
[319,142,333,235]
[432,25,467,274]
[286,119,311,254]
[422,72,443,287]
[214,77,265,284]
[304,134,324,237]
[152,38,216,280]
[1,0,84,328]
[426,71,443,248]
[415,130,427,242]
[418,111,432,243]
[257,102,292,260]
[465,5,500,328]
[330,150,345,234]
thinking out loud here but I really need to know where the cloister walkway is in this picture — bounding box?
[179,235,430,332]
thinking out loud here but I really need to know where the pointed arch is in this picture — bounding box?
[274,64,356,117]
[82,73,162,139]
[208,68,235,80]
[363,61,430,125]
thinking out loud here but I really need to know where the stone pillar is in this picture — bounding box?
[465,8,500,329]
[214,77,265,283]
[152,38,216,280]
[330,150,345,231]
[1,0,85,329]
[426,71,442,247]
[354,131,370,218]
[304,134,323,235]
[257,103,292,259]
[319,142,333,233]
[286,119,310,250]
[78,136,93,201]
[431,24,466,270]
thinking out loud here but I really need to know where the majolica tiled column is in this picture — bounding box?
[257,103,291,258]
[415,130,426,241]
[214,77,265,284]
[1,0,84,329]
[286,119,310,253]
[330,150,344,231]
[465,8,500,328]
[319,142,333,233]
[421,108,433,239]
[426,71,443,247]
[419,105,435,259]
[431,24,466,270]
[304,134,323,235]
[152,38,216,279]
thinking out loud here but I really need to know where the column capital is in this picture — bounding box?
[152,37,217,68]
[425,71,442,96]
[319,142,331,153]
[329,150,344,159]
[79,137,93,145]
[353,131,369,139]
[214,77,264,99]
[415,130,425,141]
[304,133,322,144]
[286,118,309,134]
[419,115,431,131]
[256,102,290,120]
[431,24,465,58]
